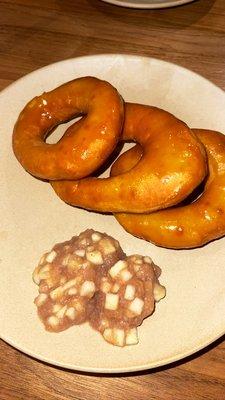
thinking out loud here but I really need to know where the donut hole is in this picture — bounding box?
[179,174,208,206]
[46,116,83,144]
[93,142,137,178]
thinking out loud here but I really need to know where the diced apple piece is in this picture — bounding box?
[50,286,64,300]
[45,250,57,263]
[91,233,102,242]
[65,307,76,320]
[120,269,132,282]
[129,298,144,315]
[86,250,103,265]
[153,283,166,302]
[48,315,59,327]
[105,293,119,310]
[124,284,135,300]
[80,281,96,297]
[125,328,139,345]
[109,260,127,278]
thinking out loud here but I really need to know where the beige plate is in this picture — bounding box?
[0,55,225,373]
[100,0,195,9]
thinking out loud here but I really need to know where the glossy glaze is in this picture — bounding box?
[13,77,124,180]
[52,103,207,213]
[112,129,225,249]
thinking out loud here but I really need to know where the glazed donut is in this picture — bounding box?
[111,129,225,249]
[13,77,124,180]
[51,103,207,213]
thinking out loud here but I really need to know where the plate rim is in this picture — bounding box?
[1,53,225,374]
[1,53,224,98]
[1,329,224,373]
[99,0,196,10]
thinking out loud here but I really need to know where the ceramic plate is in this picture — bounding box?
[0,55,225,373]
[100,0,195,10]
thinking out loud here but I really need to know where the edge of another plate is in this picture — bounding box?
[99,0,195,10]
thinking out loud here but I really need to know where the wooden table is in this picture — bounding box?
[1,0,225,399]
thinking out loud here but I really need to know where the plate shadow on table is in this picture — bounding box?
[84,0,216,29]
